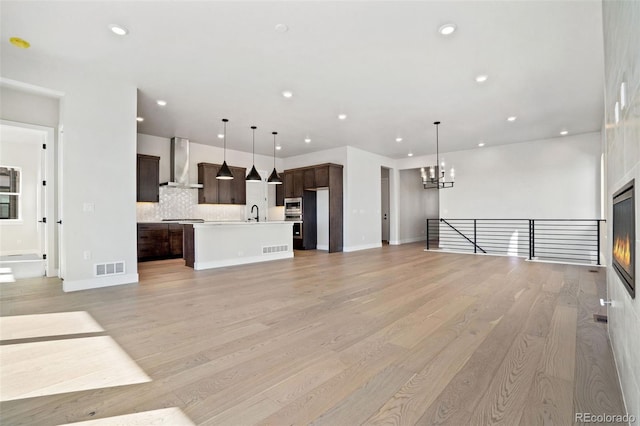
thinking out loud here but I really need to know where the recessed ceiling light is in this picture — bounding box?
[478,142,485,147]
[108,24,129,36]
[475,74,488,83]
[136,117,144,122]
[275,145,282,150]
[275,24,289,33]
[507,116,517,122]
[156,100,167,106]
[338,114,347,120]
[304,138,311,143]
[395,137,403,143]
[282,90,293,98]
[408,152,414,157]
[217,134,224,139]
[438,24,457,36]
[560,130,569,136]
[9,37,30,49]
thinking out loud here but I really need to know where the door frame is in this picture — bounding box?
[1,119,57,277]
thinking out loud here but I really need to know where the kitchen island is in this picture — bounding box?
[183,221,293,270]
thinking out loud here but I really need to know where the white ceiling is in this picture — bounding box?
[1,1,605,159]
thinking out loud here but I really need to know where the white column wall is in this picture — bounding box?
[602,0,640,416]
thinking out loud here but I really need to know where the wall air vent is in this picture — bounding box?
[95,261,125,277]
[262,245,288,255]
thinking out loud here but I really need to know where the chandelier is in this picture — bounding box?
[422,121,455,189]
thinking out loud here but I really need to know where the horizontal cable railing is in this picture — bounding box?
[426,218,604,266]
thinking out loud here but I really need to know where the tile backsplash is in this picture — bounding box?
[136,186,244,222]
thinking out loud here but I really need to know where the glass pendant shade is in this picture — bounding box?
[216,118,234,180]
[267,131,282,184]
[246,126,262,182]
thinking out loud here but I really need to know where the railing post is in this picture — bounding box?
[528,220,532,260]
[473,219,477,254]
[531,219,535,259]
[426,219,430,250]
[597,220,601,265]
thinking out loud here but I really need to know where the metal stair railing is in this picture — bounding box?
[426,218,605,266]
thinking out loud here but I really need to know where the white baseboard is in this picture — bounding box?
[316,244,329,251]
[194,252,293,270]
[343,243,382,252]
[63,273,139,293]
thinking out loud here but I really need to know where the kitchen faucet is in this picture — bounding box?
[251,204,259,222]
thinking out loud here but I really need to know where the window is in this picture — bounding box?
[0,166,21,220]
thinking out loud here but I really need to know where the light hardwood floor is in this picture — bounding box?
[0,244,626,425]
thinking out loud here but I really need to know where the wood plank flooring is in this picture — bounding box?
[0,244,626,425]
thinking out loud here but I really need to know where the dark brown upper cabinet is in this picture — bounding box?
[137,154,160,202]
[304,168,316,189]
[315,165,329,188]
[197,163,246,205]
[292,170,304,198]
[284,172,294,198]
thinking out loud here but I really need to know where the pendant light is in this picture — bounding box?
[216,118,234,180]
[268,131,282,184]
[422,121,454,189]
[246,126,262,182]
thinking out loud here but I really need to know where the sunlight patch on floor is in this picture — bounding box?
[59,407,195,426]
[0,267,15,283]
[0,336,150,401]
[0,311,105,341]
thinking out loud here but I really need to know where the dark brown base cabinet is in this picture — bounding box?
[198,163,247,205]
[281,163,343,252]
[137,223,183,261]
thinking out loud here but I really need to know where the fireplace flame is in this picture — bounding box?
[613,234,631,270]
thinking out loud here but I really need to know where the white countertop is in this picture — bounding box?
[192,221,294,227]
[138,220,295,225]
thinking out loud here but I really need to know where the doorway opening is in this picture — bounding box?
[0,122,56,280]
[381,167,390,244]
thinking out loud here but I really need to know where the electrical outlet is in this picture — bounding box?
[83,250,91,260]
[83,202,94,212]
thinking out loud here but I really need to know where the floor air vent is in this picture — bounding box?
[95,261,125,277]
[262,245,288,255]
[593,314,608,323]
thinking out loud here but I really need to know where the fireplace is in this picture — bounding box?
[612,179,635,298]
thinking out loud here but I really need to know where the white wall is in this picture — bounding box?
[0,86,60,127]
[2,51,138,291]
[0,133,41,255]
[434,133,602,219]
[603,0,640,417]
[398,168,439,243]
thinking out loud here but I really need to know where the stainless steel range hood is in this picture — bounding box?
[160,137,203,188]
